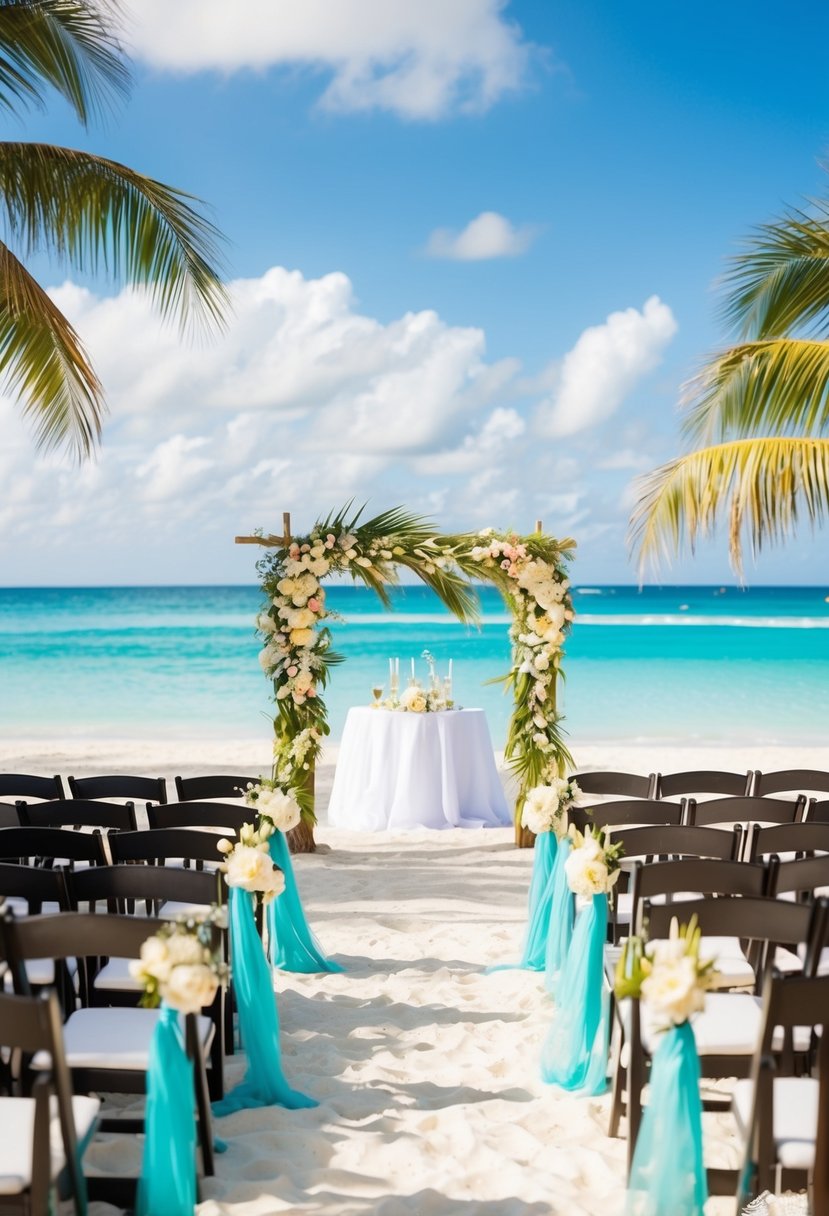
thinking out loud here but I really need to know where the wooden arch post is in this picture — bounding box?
[514,519,546,848]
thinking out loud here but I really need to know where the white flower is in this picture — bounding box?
[165,933,208,967]
[257,612,277,633]
[521,784,567,836]
[290,627,315,647]
[565,851,610,897]
[400,685,427,713]
[129,935,171,985]
[641,956,705,1026]
[162,962,219,1015]
[257,787,301,833]
[225,845,285,898]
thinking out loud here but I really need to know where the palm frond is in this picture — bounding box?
[683,337,829,444]
[630,437,829,578]
[722,199,829,340]
[0,142,228,333]
[0,236,103,456]
[0,0,128,124]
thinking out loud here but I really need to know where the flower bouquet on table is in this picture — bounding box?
[395,683,449,713]
[213,822,317,1114]
[239,779,342,975]
[615,917,717,1216]
[132,910,227,1216]
[540,824,623,1095]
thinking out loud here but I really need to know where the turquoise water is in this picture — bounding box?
[1,584,829,746]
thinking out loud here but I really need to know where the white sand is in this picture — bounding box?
[8,736,823,1214]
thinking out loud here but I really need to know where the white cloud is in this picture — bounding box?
[425,211,539,260]
[597,448,651,471]
[535,296,678,439]
[413,407,524,474]
[124,0,534,119]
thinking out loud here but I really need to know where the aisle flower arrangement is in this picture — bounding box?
[520,777,582,837]
[615,918,715,1216]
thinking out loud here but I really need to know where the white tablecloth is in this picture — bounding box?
[327,707,511,831]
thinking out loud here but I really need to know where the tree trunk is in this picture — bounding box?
[287,763,316,854]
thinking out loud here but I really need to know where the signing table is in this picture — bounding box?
[327,706,511,831]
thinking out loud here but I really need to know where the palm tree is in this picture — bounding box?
[0,0,227,458]
[631,180,829,576]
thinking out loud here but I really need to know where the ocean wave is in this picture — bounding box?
[575,613,829,629]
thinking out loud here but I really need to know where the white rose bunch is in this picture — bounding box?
[217,825,286,905]
[614,915,716,1031]
[521,777,580,836]
[129,914,225,1013]
[564,824,623,896]
[242,781,302,833]
[400,685,427,713]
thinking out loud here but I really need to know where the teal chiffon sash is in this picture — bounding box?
[541,892,610,1095]
[518,831,558,970]
[213,887,318,1115]
[267,831,343,974]
[625,1021,707,1216]
[544,836,575,995]
[137,1004,196,1216]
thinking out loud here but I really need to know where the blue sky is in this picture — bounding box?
[2,0,829,586]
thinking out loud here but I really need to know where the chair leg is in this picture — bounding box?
[186,1015,215,1178]
[626,1037,645,1176]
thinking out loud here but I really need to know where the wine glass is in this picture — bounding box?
[371,684,385,706]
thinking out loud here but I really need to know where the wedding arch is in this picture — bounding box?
[236,504,576,851]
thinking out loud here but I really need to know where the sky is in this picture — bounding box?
[2,0,829,586]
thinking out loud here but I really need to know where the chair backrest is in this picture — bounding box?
[174,774,255,802]
[0,803,21,828]
[107,827,226,866]
[0,862,69,913]
[644,895,818,978]
[570,800,683,830]
[0,988,83,1212]
[755,769,829,798]
[608,823,741,861]
[771,853,829,899]
[2,909,167,965]
[0,774,65,800]
[687,795,805,828]
[748,820,829,861]
[68,773,167,804]
[570,771,655,799]
[67,862,224,912]
[0,826,108,866]
[808,800,829,824]
[655,769,753,799]
[17,798,138,831]
[147,801,249,832]
[630,857,768,936]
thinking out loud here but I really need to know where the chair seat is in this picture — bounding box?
[732,1077,818,1171]
[699,937,755,989]
[615,890,700,926]
[158,899,213,918]
[642,992,761,1055]
[92,957,140,992]
[32,1007,214,1071]
[0,1093,99,1193]
[3,898,62,917]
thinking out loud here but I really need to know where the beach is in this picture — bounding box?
[10,736,823,1215]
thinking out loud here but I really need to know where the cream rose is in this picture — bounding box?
[257,787,301,833]
[225,845,280,894]
[400,686,427,713]
[165,933,208,967]
[290,627,315,647]
[641,956,705,1026]
[162,962,219,1015]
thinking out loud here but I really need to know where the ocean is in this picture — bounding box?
[2,584,828,748]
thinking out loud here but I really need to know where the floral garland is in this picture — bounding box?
[461,528,576,812]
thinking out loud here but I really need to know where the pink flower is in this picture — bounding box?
[307,687,316,698]
[287,665,298,677]
[325,534,336,548]
[301,543,311,553]
[307,597,321,612]
[501,559,511,570]
[289,543,300,558]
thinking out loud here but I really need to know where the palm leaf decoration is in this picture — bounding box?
[631,438,829,577]
[0,0,228,459]
[633,175,829,574]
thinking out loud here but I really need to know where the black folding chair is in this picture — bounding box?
[0,988,96,1215]
[748,821,829,862]
[68,774,167,804]
[0,804,21,828]
[174,774,256,802]
[1,910,217,1203]
[0,775,65,801]
[107,828,226,870]
[17,800,138,832]
[148,800,250,833]
[0,827,108,868]
[755,769,829,798]
[570,771,656,800]
[655,769,754,799]
[687,795,806,828]
[570,799,684,831]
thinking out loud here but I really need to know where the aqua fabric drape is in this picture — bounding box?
[213,887,318,1115]
[136,1004,196,1216]
[267,830,343,974]
[544,836,575,996]
[625,1021,707,1216]
[541,892,610,1095]
[517,831,558,970]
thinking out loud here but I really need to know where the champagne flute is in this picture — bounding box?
[372,684,385,706]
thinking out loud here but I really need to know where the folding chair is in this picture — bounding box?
[733,967,829,1209]
[654,769,754,799]
[17,800,138,832]
[107,827,225,872]
[754,769,829,798]
[748,821,829,862]
[626,896,822,1193]
[570,800,684,831]
[1,911,217,1203]
[0,828,108,869]
[0,988,98,1216]
[67,775,167,804]
[147,801,250,833]
[687,795,806,829]
[174,774,255,802]
[570,771,656,800]
[0,776,64,802]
